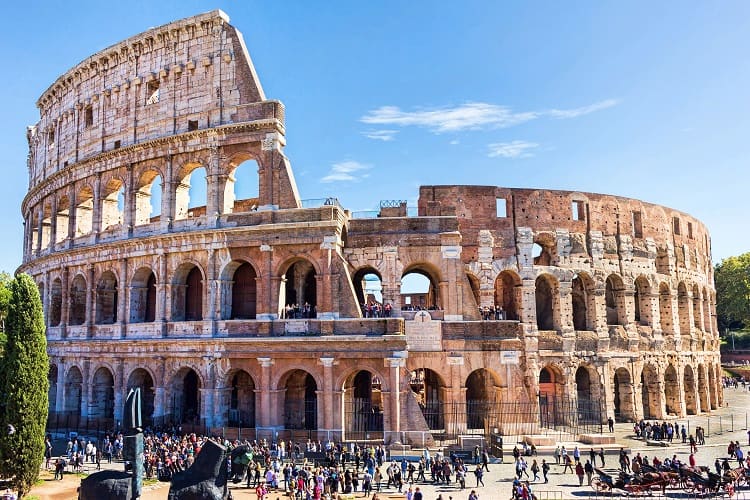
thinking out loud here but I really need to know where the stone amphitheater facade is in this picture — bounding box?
[20,10,722,445]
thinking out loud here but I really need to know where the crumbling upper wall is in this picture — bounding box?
[28,10,277,189]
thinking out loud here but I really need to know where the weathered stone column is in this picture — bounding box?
[157,251,168,335]
[444,353,466,434]
[60,266,69,337]
[257,357,274,427]
[91,172,102,241]
[56,360,66,414]
[86,265,95,336]
[113,360,125,425]
[385,355,406,443]
[117,258,127,338]
[320,357,335,432]
[519,279,537,326]
[67,186,77,249]
[80,360,91,417]
[49,195,57,249]
[257,244,274,319]
[123,164,135,238]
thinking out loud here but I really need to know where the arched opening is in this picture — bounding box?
[224,157,259,214]
[410,368,445,430]
[41,203,52,249]
[535,274,556,330]
[575,366,599,423]
[171,264,203,321]
[64,366,83,415]
[613,368,634,422]
[90,367,115,421]
[466,369,498,431]
[175,165,207,221]
[69,274,87,326]
[48,365,58,413]
[664,365,680,416]
[494,270,521,320]
[130,268,157,323]
[228,370,256,427]
[641,364,660,419]
[231,262,257,319]
[697,364,708,412]
[634,276,651,326]
[532,240,553,266]
[605,275,624,326]
[677,282,691,336]
[684,365,697,415]
[352,268,384,316]
[75,186,94,236]
[343,370,384,439]
[95,271,118,324]
[281,370,317,430]
[538,365,565,428]
[401,267,439,311]
[692,285,702,329]
[571,274,594,331]
[281,260,317,318]
[101,179,124,232]
[466,273,481,310]
[659,283,674,335]
[55,196,70,243]
[135,170,162,225]
[169,368,201,424]
[50,278,62,326]
[127,369,155,426]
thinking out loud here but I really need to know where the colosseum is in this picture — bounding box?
[21,10,722,446]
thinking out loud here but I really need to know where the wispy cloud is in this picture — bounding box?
[362,129,398,141]
[360,99,618,133]
[488,141,539,159]
[449,139,460,145]
[320,160,372,183]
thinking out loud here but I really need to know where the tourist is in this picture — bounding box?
[541,459,550,483]
[530,459,539,482]
[584,459,594,485]
[468,489,479,500]
[575,461,585,486]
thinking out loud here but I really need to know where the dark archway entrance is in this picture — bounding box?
[466,369,497,431]
[410,368,445,430]
[231,263,257,319]
[127,368,155,426]
[344,370,384,439]
[170,368,201,424]
[228,370,256,427]
[613,368,634,422]
[282,370,317,430]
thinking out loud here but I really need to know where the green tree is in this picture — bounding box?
[715,252,750,331]
[0,273,48,497]
[0,271,12,352]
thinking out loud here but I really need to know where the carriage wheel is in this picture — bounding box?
[592,478,609,494]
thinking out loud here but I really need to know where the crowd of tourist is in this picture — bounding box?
[281,303,317,319]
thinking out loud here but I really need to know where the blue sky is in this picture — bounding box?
[1,1,748,273]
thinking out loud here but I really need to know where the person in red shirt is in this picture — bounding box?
[689,453,696,468]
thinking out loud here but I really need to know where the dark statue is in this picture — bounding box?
[167,438,232,500]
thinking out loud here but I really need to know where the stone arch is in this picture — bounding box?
[171,262,204,321]
[684,364,697,415]
[64,365,83,414]
[352,266,383,311]
[168,367,202,424]
[692,284,702,329]
[174,161,207,221]
[75,184,94,236]
[697,363,708,412]
[100,177,124,232]
[223,261,258,320]
[134,168,162,225]
[659,282,674,335]
[466,272,481,309]
[605,274,626,326]
[279,258,318,317]
[401,263,442,310]
[126,368,155,425]
[494,270,521,320]
[90,366,115,420]
[55,195,70,243]
[343,369,384,439]
[533,232,556,266]
[538,365,565,428]
[613,367,635,422]
[50,277,62,326]
[226,369,256,427]
[641,363,660,419]
[634,275,651,326]
[409,368,446,430]
[535,273,559,330]
[223,153,260,214]
[664,364,680,416]
[575,365,601,423]
[130,266,157,323]
[48,364,58,413]
[677,282,691,336]
[95,270,118,324]
[572,272,596,331]
[69,273,87,325]
[279,369,318,430]
[40,201,52,249]
[465,368,501,430]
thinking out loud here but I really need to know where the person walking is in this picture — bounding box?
[542,459,550,484]
[599,448,606,467]
[530,459,539,482]
[554,445,561,465]
[468,490,479,500]
[584,459,594,486]
[576,461,585,486]
[563,453,574,474]
[474,464,484,487]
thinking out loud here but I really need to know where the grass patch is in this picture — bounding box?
[144,478,159,486]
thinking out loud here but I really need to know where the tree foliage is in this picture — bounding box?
[0,273,48,497]
[715,252,750,331]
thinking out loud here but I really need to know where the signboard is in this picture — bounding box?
[406,311,442,351]
[285,320,309,334]
[500,350,520,365]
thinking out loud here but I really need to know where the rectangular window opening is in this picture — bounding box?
[572,200,585,221]
[84,106,93,128]
[632,211,643,238]
[687,221,693,239]
[188,119,199,131]
[496,198,507,218]
[146,81,160,105]
[114,140,121,149]
[673,216,681,235]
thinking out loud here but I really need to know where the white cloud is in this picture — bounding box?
[449,139,460,145]
[363,129,398,141]
[487,141,539,159]
[360,99,618,133]
[320,160,372,183]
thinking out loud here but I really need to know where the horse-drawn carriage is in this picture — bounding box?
[591,468,678,495]
[680,468,735,497]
